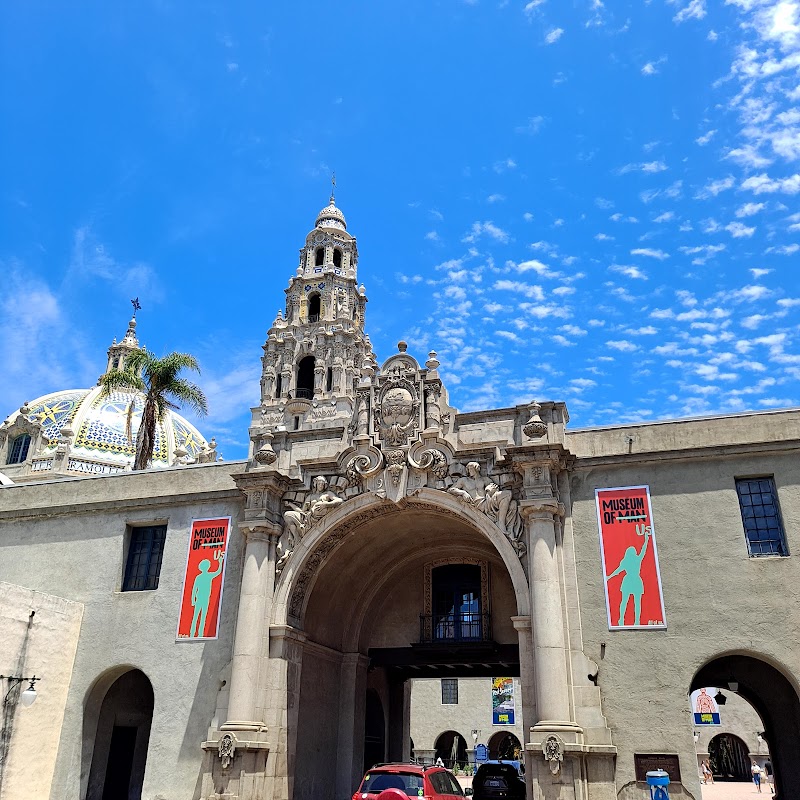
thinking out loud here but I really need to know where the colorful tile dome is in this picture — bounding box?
[14,386,209,469]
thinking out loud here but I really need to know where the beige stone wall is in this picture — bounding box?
[409,677,525,758]
[567,411,800,798]
[0,461,247,800]
[0,582,83,800]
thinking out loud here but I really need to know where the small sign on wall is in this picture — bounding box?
[176,517,231,641]
[492,677,515,725]
[595,485,667,630]
[634,754,681,783]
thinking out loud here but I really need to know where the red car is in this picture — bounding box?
[352,763,465,800]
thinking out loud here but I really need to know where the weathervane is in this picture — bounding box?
[131,298,141,317]
[330,171,336,203]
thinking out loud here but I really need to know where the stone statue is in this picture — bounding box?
[356,394,369,436]
[283,476,343,545]
[448,462,514,532]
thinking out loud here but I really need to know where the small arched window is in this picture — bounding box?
[297,356,315,399]
[315,247,325,266]
[333,248,342,268]
[308,293,321,322]
[7,433,31,465]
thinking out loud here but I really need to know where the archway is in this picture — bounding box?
[708,733,749,781]
[279,493,531,800]
[488,731,522,761]
[296,356,315,398]
[83,668,154,800]
[692,653,800,797]
[435,730,468,770]
[364,689,386,772]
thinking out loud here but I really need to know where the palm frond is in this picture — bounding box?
[99,369,146,397]
[166,378,209,417]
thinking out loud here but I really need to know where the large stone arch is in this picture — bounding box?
[272,487,530,630]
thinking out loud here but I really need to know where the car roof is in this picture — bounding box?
[366,763,438,774]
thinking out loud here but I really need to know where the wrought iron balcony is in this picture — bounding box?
[308,314,320,323]
[294,388,313,400]
[418,612,492,644]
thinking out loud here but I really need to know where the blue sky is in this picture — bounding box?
[2,0,799,460]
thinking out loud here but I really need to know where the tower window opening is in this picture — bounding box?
[297,356,315,399]
[326,367,333,392]
[294,416,300,431]
[276,375,283,398]
[7,433,32,464]
[314,247,325,266]
[308,293,321,323]
[332,248,342,268]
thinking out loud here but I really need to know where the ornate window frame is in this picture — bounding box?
[422,557,490,641]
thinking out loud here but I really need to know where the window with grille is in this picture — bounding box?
[736,477,789,557]
[7,433,31,464]
[441,678,458,705]
[123,525,167,591]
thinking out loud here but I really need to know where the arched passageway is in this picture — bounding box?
[435,731,468,770]
[708,733,749,781]
[488,731,522,761]
[84,668,154,800]
[692,654,799,798]
[284,498,529,800]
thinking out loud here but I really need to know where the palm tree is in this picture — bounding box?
[100,349,208,471]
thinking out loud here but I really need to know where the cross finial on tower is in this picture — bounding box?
[131,297,142,318]
[330,171,336,204]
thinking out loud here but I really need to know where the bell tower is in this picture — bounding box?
[254,190,378,444]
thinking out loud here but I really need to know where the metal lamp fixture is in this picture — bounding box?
[1,675,41,707]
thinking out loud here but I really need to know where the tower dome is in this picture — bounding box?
[315,194,347,231]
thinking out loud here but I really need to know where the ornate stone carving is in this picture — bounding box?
[408,446,449,481]
[254,430,278,465]
[218,732,236,769]
[197,437,218,463]
[283,476,343,547]
[542,734,563,774]
[447,462,525,557]
[385,449,405,486]
[344,445,383,487]
[523,401,548,440]
[424,381,442,430]
[373,352,421,448]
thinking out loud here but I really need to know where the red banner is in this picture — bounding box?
[595,486,666,630]
[176,517,231,641]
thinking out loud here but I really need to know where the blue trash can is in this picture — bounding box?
[646,769,670,800]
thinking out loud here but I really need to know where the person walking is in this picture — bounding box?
[763,759,773,793]
[701,760,713,785]
[751,761,763,793]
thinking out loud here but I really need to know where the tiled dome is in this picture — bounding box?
[17,386,208,469]
[315,197,347,231]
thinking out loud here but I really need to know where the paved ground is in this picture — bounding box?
[701,781,775,799]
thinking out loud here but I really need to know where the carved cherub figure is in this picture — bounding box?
[448,461,513,532]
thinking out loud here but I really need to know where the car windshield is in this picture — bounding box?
[360,771,425,796]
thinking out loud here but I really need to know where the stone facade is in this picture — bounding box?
[0,199,798,800]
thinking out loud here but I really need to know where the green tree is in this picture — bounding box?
[99,349,208,471]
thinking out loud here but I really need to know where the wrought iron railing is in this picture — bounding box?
[295,388,313,399]
[418,612,492,644]
[308,314,320,323]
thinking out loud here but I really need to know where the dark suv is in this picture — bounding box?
[353,763,465,800]
[472,761,526,800]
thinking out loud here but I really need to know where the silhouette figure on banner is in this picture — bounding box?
[190,550,225,637]
[607,527,650,626]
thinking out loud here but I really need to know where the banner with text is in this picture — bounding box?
[595,485,666,630]
[176,517,231,641]
[691,688,722,725]
[492,677,515,725]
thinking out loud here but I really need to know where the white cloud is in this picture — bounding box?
[673,0,707,22]
[768,243,800,254]
[732,284,773,302]
[653,211,675,223]
[493,280,545,299]
[736,202,766,217]
[696,175,736,198]
[725,221,756,237]
[487,194,505,203]
[511,259,562,278]
[606,340,639,352]
[610,264,648,279]
[524,0,546,14]
[463,221,510,243]
[545,27,565,43]
[618,161,668,174]
[496,330,524,343]
[631,247,670,260]
[425,231,440,241]
[696,129,717,145]
[741,173,800,194]
[595,233,615,241]
[516,116,546,135]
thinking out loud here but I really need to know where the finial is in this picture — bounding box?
[398,341,408,353]
[131,297,141,318]
[330,171,336,204]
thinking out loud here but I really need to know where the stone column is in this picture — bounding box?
[336,653,369,799]
[512,616,536,799]
[223,523,279,731]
